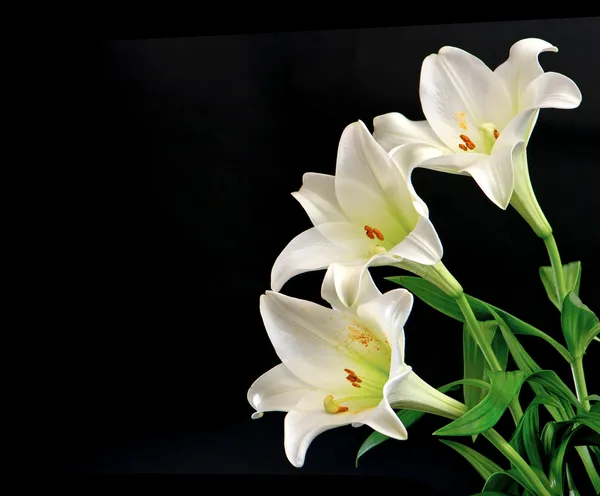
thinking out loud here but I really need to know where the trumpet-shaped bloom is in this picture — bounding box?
[373,38,581,211]
[248,265,466,467]
[270,120,443,308]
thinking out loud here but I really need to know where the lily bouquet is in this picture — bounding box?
[246,38,600,495]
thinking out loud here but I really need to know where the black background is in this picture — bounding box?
[43,17,599,494]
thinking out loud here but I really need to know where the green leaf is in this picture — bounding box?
[539,261,581,311]
[509,396,556,470]
[482,469,536,495]
[388,276,572,362]
[439,439,503,481]
[355,409,424,466]
[526,370,581,409]
[561,292,600,358]
[547,424,594,493]
[434,371,526,437]
[386,276,464,320]
[489,329,509,374]
[463,320,497,410]
[355,379,487,465]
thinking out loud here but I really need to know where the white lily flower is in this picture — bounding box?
[373,38,581,233]
[248,265,466,467]
[270,120,444,308]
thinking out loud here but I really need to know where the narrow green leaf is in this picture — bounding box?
[386,276,463,320]
[509,396,555,470]
[547,424,594,493]
[388,276,572,361]
[584,394,600,403]
[487,307,541,375]
[464,321,497,410]
[355,409,423,465]
[526,370,581,408]
[355,379,487,465]
[434,371,526,437]
[561,292,600,358]
[539,261,581,311]
[489,329,509,374]
[439,439,503,480]
[482,469,536,495]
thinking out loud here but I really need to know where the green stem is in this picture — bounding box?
[483,428,551,496]
[571,356,590,411]
[456,293,524,423]
[542,234,567,305]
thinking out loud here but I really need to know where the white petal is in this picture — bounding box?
[420,46,512,151]
[247,363,316,417]
[291,172,348,226]
[463,153,515,210]
[321,263,381,311]
[260,291,391,391]
[389,142,447,218]
[372,112,444,151]
[335,175,417,242]
[351,395,409,441]
[388,216,443,265]
[283,390,355,467]
[335,121,419,229]
[416,151,485,174]
[521,72,582,110]
[494,38,557,111]
[461,108,538,209]
[284,389,407,467]
[270,225,363,292]
[357,289,414,371]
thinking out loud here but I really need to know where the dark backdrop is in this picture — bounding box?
[44,17,599,494]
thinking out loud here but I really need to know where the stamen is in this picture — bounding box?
[364,225,375,239]
[323,394,349,414]
[344,368,363,388]
[458,134,476,151]
[493,129,500,139]
[458,144,468,152]
[372,228,384,241]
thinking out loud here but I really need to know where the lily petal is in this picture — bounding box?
[494,38,558,110]
[283,390,356,468]
[389,142,447,218]
[270,225,363,292]
[357,289,414,371]
[350,393,409,440]
[372,112,444,151]
[388,216,443,265]
[247,363,316,419]
[260,291,391,391]
[284,389,407,468]
[335,121,418,229]
[521,71,582,111]
[463,108,538,209]
[291,172,348,226]
[420,46,512,151]
[321,263,381,311]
